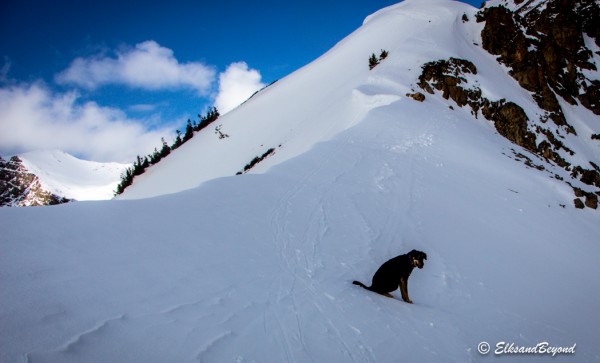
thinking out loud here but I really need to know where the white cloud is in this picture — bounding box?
[214,62,266,114]
[55,41,216,95]
[1,43,268,163]
[0,82,174,162]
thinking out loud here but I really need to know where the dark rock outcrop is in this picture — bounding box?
[418,58,481,109]
[0,156,70,207]
[417,58,539,153]
[477,0,600,209]
[480,99,538,152]
[477,0,600,125]
[416,52,598,209]
[413,0,600,209]
[406,92,426,102]
[573,187,599,209]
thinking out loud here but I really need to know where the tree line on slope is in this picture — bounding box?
[114,107,220,196]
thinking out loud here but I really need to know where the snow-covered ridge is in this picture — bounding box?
[119,0,482,200]
[121,0,599,204]
[18,150,129,201]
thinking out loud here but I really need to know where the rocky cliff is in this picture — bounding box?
[415,0,600,209]
[0,156,71,207]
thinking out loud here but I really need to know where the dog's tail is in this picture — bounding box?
[353,280,371,290]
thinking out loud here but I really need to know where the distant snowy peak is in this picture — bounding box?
[0,151,129,207]
[20,150,130,201]
[0,155,69,207]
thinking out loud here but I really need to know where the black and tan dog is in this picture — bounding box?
[353,249,427,303]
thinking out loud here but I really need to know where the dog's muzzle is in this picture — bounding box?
[413,258,424,269]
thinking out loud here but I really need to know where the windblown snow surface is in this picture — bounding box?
[1,0,599,362]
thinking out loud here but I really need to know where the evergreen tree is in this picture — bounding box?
[172,130,183,150]
[183,119,194,142]
[133,156,143,176]
[114,167,134,195]
[379,49,389,60]
[149,147,160,164]
[160,137,171,158]
[369,53,380,70]
[206,106,220,122]
[197,106,220,131]
[141,155,149,169]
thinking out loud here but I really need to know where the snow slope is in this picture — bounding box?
[120,0,468,200]
[19,150,129,201]
[1,0,599,362]
[2,98,599,362]
[120,0,599,201]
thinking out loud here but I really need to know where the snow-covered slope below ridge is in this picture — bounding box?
[20,150,129,201]
[118,0,488,200]
[1,0,600,362]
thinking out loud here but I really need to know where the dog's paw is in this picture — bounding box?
[403,299,413,304]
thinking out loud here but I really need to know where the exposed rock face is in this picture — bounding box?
[406,92,426,102]
[418,58,538,153]
[0,156,70,207]
[480,100,538,152]
[478,0,600,127]
[572,164,600,189]
[574,187,599,209]
[417,53,598,209]
[418,58,481,108]
[415,0,600,209]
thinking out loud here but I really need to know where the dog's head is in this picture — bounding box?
[409,249,427,269]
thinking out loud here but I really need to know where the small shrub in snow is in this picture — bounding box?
[369,53,380,70]
[369,50,389,70]
[237,148,276,175]
[215,125,229,139]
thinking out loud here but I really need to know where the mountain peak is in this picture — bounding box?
[119,0,599,210]
[119,0,478,200]
[0,150,129,206]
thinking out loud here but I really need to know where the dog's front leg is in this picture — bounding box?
[399,277,413,304]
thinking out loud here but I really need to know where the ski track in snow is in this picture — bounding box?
[268,155,361,362]
[9,115,599,363]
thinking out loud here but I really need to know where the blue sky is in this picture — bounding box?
[0,0,482,162]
